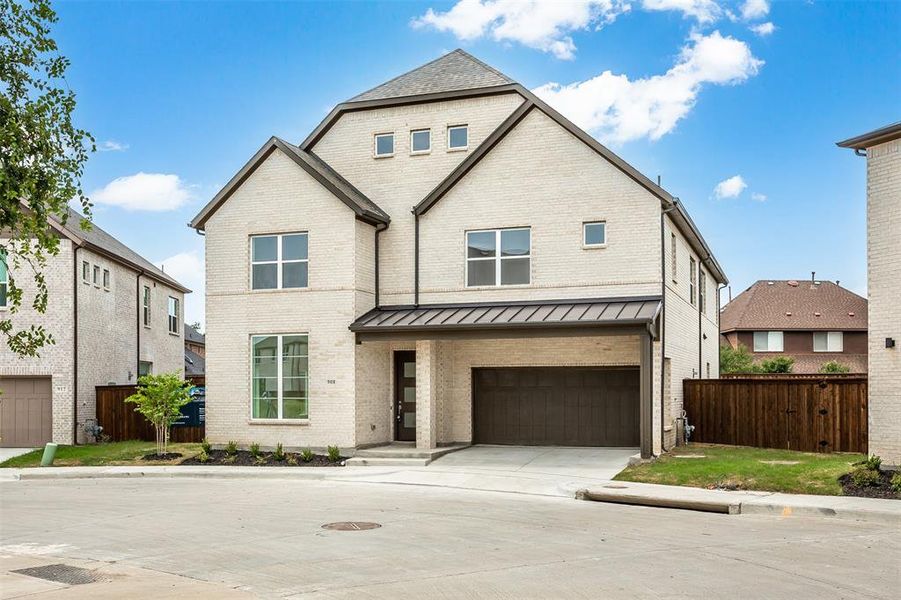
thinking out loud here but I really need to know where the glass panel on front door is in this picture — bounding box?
[395,352,417,442]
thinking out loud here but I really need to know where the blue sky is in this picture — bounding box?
[53,1,900,327]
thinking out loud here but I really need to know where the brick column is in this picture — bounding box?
[415,339,438,450]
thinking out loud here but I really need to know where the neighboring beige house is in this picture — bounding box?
[839,122,901,466]
[191,50,726,459]
[0,210,189,447]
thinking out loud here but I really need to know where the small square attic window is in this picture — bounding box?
[374,133,394,157]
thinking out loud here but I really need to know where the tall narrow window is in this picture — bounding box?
[670,233,677,282]
[0,249,7,308]
[251,233,308,290]
[102,269,110,290]
[82,260,90,282]
[168,296,179,334]
[93,265,101,286]
[252,334,309,420]
[689,257,697,305]
[466,228,530,287]
[143,286,151,326]
[699,269,706,313]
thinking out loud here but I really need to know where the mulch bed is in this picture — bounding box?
[839,470,899,500]
[180,450,345,467]
[142,453,183,461]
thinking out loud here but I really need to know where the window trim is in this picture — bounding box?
[167,296,179,335]
[250,232,309,291]
[753,331,784,353]
[447,124,469,151]
[250,333,310,422]
[689,257,697,306]
[142,285,151,327]
[465,227,531,288]
[373,132,395,158]
[410,128,431,155]
[102,268,110,290]
[582,221,607,249]
[814,331,844,353]
[0,248,7,309]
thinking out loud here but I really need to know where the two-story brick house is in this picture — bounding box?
[838,122,901,465]
[0,210,189,447]
[191,50,726,458]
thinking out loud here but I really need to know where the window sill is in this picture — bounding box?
[410,150,431,156]
[248,419,310,426]
[582,244,608,250]
[373,154,394,159]
[465,283,532,290]
[168,331,180,337]
[249,287,311,294]
[447,147,468,153]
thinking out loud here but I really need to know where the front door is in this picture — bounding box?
[394,351,416,441]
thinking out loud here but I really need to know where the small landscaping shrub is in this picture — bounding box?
[249,442,261,458]
[758,356,795,373]
[854,455,882,471]
[819,360,851,374]
[891,472,901,493]
[225,440,238,456]
[201,438,211,454]
[197,449,210,463]
[720,344,757,374]
[850,466,882,488]
[287,454,298,466]
[300,448,314,463]
[327,445,341,462]
[273,442,286,461]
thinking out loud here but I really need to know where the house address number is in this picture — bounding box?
[327,379,336,384]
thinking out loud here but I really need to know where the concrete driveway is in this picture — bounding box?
[0,448,35,463]
[432,444,636,479]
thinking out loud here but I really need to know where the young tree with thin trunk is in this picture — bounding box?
[125,372,192,456]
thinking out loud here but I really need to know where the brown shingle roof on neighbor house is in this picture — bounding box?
[720,280,867,332]
[350,297,661,334]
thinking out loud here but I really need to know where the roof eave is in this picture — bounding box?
[836,122,901,149]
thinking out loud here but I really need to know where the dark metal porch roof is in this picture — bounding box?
[350,297,661,335]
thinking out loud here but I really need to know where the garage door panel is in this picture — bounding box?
[473,367,638,447]
[0,377,53,447]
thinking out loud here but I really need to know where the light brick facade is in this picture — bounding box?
[865,138,901,464]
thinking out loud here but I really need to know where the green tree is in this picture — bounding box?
[720,344,758,374]
[1,0,93,357]
[758,356,795,373]
[819,360,851,374]
[125,372,192,456]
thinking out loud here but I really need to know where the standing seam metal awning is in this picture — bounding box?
[349,297,661,334]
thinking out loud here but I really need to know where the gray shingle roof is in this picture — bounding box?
[52,209,190,292]
[185,347,205,376]
[184,323,205,344]
[347,49,514,103]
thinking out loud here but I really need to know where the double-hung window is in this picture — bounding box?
[252,334,309,420]
[698,269,707,313]
[689,257,697,305]
[753,331,784,352]
[102,269,110,290]
[814,331,844,352]
[466,228,530,287]
[0,248,7,308]
[82,261,90,283]
[93,265,101,286]
[251,233,308,290]
[142,286,151,326]
[167,296,179,334]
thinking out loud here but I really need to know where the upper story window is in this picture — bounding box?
[583,221,606,247]
[143,285,151,326]
[0,248,7,308]
[753,331,784,352]
[689,257,697,305]
[93,265,101,287]
[411,129,431,154]
[374,132,394,157]
[699,269,707,313]
[168,296,179,334]
[102,269,110,290]
[671,233,677,283]
[814,331,844,352]
[251,233,309,290]
[466,228,530,287]
[252,334,309,420]
[82,260,90,283]
[448,125,468,150]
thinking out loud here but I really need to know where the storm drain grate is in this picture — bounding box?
[321,521,381,531]
[11,564,102,585]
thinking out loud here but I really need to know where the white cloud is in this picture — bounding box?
[750,21,775,36]
[751,192,767,202]
[713,175,748,199]
[90,173,193,211]
[740,0,769,20]
[157,250,204,327]
[412,0,630,60]
[641,0,722,24]
[98,140,129,152]
[533,31,763,143]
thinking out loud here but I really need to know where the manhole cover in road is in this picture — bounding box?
[12,564,102,585]
[321,521,381,531]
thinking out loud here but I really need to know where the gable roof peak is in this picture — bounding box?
[346,48,515,103]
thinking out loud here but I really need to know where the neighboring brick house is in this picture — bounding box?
[0,210,189,447]
[838,122,901,466]
[190,50,726,459]
[184,323,205,385]
[720,278,868,373]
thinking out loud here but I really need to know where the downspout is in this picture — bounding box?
[413,212,420,307]
[72,245,79,445]
[660,201,678,452]
[374,222,388,308]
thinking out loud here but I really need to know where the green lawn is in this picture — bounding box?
[0,441,201,468]
[614,443,864,496]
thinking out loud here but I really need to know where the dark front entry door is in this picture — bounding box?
[394,351,417,441]
[472,367,640,447]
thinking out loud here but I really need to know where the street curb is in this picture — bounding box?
[576,489,740,514]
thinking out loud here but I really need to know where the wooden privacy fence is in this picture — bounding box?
[95,385,205,443]
[683,375,867,453]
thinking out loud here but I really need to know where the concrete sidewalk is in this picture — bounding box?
[578,480,901,525]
